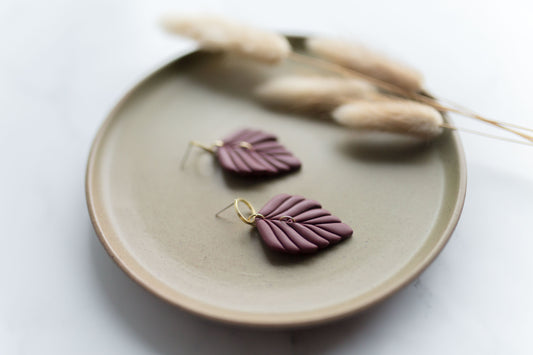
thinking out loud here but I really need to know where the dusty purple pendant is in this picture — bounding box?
[255,194,353,254]
[215,129,301,176]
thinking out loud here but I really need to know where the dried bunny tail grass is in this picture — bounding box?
[306,37,424,92]
[160,13,290,63]
[333,100,443,139]
[255,75,381,111]
[290,51,533,142]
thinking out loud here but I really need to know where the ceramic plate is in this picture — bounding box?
[86,38,466,328]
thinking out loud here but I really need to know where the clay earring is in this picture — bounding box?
[216,193,353,254]
[181,129,301,176]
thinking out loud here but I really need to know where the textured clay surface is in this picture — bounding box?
[256,193,353,254]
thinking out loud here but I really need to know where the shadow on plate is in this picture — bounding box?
[336,132,437,163]
[221,167,302,191]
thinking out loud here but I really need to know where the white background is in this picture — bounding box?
[1,1,532,354]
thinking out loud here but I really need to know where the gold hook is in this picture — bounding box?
[180,140,224,169]
[215,198,264,225]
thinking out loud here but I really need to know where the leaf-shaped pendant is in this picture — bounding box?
[215,129,301,176]
[217,194,353,254]
[255,194,353,254]
[182,129,300,176]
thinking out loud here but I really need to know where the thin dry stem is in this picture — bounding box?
[440,123,533,146]
[435,97,533,133]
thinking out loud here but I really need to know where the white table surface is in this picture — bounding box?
[1,1,532,354]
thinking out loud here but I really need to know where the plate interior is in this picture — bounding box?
[87,43,465,326]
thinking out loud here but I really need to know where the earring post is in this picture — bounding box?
[180,141,217,169]
[180,142,194,169]
[215,202,235,217]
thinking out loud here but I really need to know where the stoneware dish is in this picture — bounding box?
[86,37,467,328]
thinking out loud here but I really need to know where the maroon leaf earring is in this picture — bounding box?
[181,129,301,176]
[216,193,353,254]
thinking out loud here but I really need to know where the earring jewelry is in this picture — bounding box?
[216,193,353,254]
[181,129,301,176]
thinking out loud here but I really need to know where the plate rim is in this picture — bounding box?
[86,44,467,328]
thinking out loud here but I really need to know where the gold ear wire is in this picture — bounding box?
[215,198,264,225]
[180,140,224,169]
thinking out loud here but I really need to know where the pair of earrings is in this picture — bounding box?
[183,129,353,255]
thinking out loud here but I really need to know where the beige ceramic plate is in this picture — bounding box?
[86,38,466,328]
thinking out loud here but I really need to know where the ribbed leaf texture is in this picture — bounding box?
[255,194,353,254]
[216,129,301,176]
